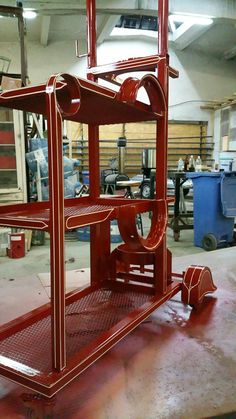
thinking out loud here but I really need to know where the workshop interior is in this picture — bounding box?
[0,0,236,418]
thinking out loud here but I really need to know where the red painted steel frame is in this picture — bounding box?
[0,0,217,399]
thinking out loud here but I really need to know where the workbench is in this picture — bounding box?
[167,171,193,241]
[0,248,234,418]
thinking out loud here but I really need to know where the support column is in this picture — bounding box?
[46,77,66,372]
[155,0,169,294]
[86,0,110,283]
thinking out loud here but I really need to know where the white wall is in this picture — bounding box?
[95,39,236,125]
[0,40,85,83]
[1,37,236,128]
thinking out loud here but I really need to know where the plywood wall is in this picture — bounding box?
[66,121,213,177]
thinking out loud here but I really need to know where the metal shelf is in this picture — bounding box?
[0,280,180,397]
[0,196,152,231]
[0,76,163,126]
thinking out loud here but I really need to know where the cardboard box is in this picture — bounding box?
[0,108,12,122]
[1,75,22,91]
[222,135,229,151]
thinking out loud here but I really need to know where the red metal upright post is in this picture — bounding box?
[86,0,97,71]
[154,0,169,294]
[46,76,66,371]
[158,0,169,89]
[86,0,99,199]
[86,0,110,283]
[86,0,100,199]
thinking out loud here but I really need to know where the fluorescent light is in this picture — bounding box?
[169,14,213,27]
[23,9,37,19]
[110,27,157,39]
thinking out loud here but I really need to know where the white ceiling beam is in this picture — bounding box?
[16,0,155,16]
[170,0,236,20]
[97,15,120,44]
[40,16,51,46]
[172,22,212,50]
[23,0,139,15]
[22,0,236,20]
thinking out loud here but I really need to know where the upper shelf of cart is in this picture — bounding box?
[0,73,167,125]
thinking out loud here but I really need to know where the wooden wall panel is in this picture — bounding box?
[67,121,213,178]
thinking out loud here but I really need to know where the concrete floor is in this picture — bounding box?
[0,224,236,418]
[0,218,204,279]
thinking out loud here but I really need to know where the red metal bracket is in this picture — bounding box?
[182,265,217,307]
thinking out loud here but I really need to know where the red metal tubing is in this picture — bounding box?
[86,0,105,286]
[154,0,170,296]
[86,0,99,198]
[158,0,169,56]
[46,74,66,372]
[156,0,169,200]
[86,0,97,70]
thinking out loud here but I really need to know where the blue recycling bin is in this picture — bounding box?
[186,172,236,251]
[76,220,122,243]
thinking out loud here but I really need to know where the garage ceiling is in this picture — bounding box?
[1,0,236,60]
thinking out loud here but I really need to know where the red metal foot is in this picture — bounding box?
[181,265,217,308]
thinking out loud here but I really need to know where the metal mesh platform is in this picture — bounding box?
[0,203,114,229]
[0,199,151,231]
[0,286,152,378]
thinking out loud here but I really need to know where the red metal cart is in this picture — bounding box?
[0,0,216,400]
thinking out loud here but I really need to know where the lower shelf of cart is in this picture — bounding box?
[0,280,181,397]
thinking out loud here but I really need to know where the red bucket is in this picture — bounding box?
[7,232,25,259]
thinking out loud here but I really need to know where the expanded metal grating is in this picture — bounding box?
[0,287,151,376]
[0,202,124,227]
[5,208,50,221]
[64,203,114,218]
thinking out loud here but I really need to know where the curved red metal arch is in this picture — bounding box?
[46,73,81,117]
[117,74,167,114]
[117,199,167,252]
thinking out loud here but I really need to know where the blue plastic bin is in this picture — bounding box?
[186,172,236,250]
[82,171,89,185]
[76,220,122,243]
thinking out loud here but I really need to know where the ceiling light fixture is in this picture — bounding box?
[169,14,213,28]
[23,9,37,19]
[110,27,157,39]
